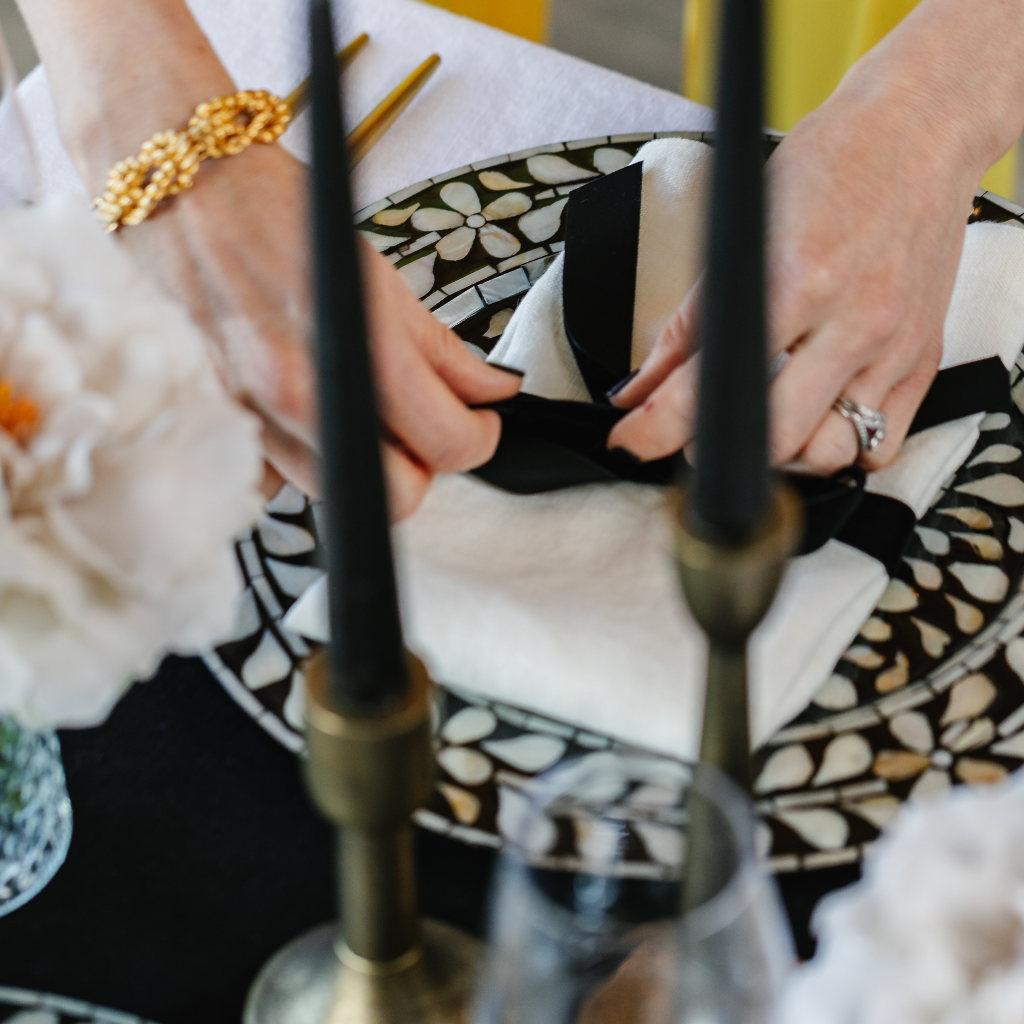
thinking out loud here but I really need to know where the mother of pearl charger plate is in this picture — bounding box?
[203,134,1024,875]
[0,987,159,1023]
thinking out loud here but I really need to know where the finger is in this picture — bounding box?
[610,275,703,409]
[381,442,432,522]
[859,353,939,471]
[769,317,900,465]
[409,295,524,403]
[375,336,506,473]
[362,241,522,406]
[423,319,525,404]
[261,416,320,499]
[260,460,288,501]
[606,354,700,461]
[790,347,938,476]
[790,376,891,476]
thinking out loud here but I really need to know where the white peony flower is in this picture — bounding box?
[782,771,1024,1024]
[0,194,262,728]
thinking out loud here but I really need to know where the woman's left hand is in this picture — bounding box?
[607,0,1024,474]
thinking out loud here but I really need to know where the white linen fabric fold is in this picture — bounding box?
[289,147,1024,760]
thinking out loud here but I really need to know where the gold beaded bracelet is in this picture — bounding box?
[94,90,291,232]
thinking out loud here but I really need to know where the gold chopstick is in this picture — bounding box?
[285,32,370,117]
[346,54,441,166]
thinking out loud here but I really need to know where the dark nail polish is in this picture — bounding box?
[488,362,526,378]
[609,446,643,466]
[605,369,639,399]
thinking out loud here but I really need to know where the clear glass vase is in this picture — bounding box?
[474,753,794,1024]
[0,719,72,917]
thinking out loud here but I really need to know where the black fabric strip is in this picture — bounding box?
[562,162,643,401]
[471,393,866,558]
[834,491,917,576]
[908,356,1011,434]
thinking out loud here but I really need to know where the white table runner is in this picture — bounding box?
[2,0,715,208]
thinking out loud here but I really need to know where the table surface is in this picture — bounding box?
[0,2,856,1018]
[0,658,856,1023]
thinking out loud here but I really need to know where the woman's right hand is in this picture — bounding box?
[16,0,522,520]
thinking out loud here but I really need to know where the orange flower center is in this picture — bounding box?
[0,379,39,446]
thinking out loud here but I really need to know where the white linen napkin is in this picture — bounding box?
[288,140,1024,760]
[781,770,1024,1024]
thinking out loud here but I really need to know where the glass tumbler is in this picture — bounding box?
[474,752,793,1024]
[0,718,73,917]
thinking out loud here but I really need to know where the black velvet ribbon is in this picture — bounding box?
[470,167,1014,572]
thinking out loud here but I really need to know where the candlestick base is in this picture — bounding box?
[244,917,482,1024]
[245,652,484,1024]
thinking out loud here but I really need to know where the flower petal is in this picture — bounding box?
[876,578,918,612]
[397,252,437,298]
[518,198,569,243]
[435,226,477,262]
[479,170,530,190]
[478,224,521,259]
[945,594,984,634]
[954,757,1007,785]
[412,208,465,232]
[947,562,1009,603]
[482,192,533,221]
[526,154,599,184]
[439,783,481,825]
[910,616,951,658]
[876,651,910,693]
[940,672,996,725]
[889,711,933,754]
[440,181,482,216]
[813,674,858,710]
[774,808,849,850]
[955,473,1024,507]
[874,750,930,780]
[373,203,419,226]
[483,308,515,339]
[593,147,633,174]
[357,228,409,252]
[951,532,1003,561]
[937,506,993,530]
[813,734,873,786]
[754,744,814,794]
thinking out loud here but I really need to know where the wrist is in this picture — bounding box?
[828,0,1024,190]
[16,0,234,190]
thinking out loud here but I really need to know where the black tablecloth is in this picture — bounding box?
[0,656,857,1023]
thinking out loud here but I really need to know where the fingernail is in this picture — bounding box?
[605,369,639,399]
[488,362,525,378]
[609,446,643,465]
[780,460,815,475]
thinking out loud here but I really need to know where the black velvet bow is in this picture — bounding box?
[469,162,1012,573]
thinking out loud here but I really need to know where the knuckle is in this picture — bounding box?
[803,422,858,477]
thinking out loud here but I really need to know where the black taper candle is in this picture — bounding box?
[692,0,769,541]
[309,0,407,714]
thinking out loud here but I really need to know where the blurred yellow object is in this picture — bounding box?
[419,0,548,42]
[683,0,1017,197]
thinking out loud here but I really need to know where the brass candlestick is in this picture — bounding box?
[676,482,802,910]
[244,653,482,1024]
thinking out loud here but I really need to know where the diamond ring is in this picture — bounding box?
[834,396,887,454]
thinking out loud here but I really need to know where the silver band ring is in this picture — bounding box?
[834,396,887,454]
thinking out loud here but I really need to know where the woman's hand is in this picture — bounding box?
[16,0,521,520]
[608,0,1024,474]
[116,144,520,519]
